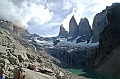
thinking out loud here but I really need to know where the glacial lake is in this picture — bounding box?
[64,67,120,79]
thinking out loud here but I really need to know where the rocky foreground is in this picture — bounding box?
[0,22,87,79]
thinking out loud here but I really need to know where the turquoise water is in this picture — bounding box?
[64,67,120,79]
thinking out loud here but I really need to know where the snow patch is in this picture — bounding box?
[56,37,99,49]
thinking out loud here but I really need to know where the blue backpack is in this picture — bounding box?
[0,75,3,79]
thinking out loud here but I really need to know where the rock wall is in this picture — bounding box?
[92,9,108,43]
[78,18,92,41]
[69,15,78,38]
[93,3,120,78]
[99,3,120,61]
[45,46,98,67]
[58,16,92,42]
[0,20,30,36]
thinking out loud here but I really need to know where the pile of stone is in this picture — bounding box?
[0,22,86,79]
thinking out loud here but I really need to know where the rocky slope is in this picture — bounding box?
[0,21,86,79]
[93,3,120,78]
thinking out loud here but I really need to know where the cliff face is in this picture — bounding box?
[78,18,92,41]
[69,15,78,38]
[0,20,29,36]
[58,16,92,43]
[93,3,120,78]
[92,9,108,43]
[45,46,98,67]
[99,3,120,61]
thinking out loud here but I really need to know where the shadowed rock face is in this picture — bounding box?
[69,15,78,38]
[78,18,92,41]
[99,3,120,60]
[45,46,98,67]
[93,3,120,78]
[58,24,68,38]
[92,9,108,43]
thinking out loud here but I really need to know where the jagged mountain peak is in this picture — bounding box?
[58,24,68,38]
[70,15,77,24]
[71,15,75,19]
[79,17,89,25]
[69,15,78,38]
[78,17,92,41]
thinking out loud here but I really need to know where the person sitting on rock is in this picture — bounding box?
[0,69,4,79]
[27,64,39,72]
[34,65,40,72]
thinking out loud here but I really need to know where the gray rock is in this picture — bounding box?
[78,18,92,41]
[7,52,19,65]
[93,3,120,78]
[68,15,79,38]
[92,9,108,43]
[45,46,98,67]
[0,23,86,79]
[58,24,68,38]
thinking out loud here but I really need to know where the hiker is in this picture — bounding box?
[33,65,39,72]
[27,64,39,72]
[0,69,4,79]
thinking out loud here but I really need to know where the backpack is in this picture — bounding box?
[0,75,3,79]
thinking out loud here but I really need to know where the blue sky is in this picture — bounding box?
[0,0,120,37]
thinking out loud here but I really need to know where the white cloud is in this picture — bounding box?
[63,1,72,10]
[46,2,54,9]
[62,0,120,30]
[62,2,87,30]
[62,8,76,31]
[28,3,53,25]
[0,0,53,29]
[0,0,120,37]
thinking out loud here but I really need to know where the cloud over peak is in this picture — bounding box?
[0,0,119,37]
[0,0,53,29]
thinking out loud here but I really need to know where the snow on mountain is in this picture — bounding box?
[56,37,99,49]
[34,36,99,49]
[36,39,54,46]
